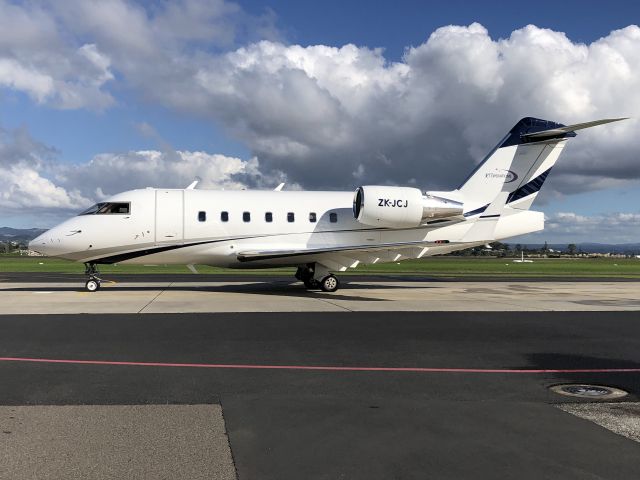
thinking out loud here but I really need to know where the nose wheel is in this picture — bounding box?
[84,263,102,292]
[85,278,101,292]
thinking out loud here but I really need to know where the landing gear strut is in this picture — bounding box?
[84,262,101,292]
[295,264,340,292]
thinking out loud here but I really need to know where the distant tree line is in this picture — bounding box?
[448,241,581,257]
[0,241,29,254]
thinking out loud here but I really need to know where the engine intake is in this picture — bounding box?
[353,186,463,228]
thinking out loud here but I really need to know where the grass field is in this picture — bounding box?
[1,255,639,278]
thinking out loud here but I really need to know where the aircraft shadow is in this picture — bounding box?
[0,279,427,291]
[0,280,430,302]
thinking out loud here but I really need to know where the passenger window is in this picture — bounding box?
[243,212,251,222]
[287,212,295,223]
[309,212,317,223]
[330,212,338,223]
[221,211,229,222]
[198,211,206,222]
[265,212,273,222]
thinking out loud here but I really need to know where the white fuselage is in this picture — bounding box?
[29,187,542,269]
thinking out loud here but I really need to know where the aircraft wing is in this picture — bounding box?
[237,240,431,261]
[236,239,471,271]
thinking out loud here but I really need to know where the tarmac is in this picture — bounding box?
[1,275,640,479]
[1,274,639,313]
[1,405,235,480]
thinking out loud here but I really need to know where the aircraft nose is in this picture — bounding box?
[28,228,70,256]
[29,232,53,255]
[29,224,87,258]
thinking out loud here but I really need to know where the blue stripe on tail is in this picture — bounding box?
[506,168,552,204]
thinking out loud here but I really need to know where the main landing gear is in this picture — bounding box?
[295,264,340,293]
[84,263,102,292]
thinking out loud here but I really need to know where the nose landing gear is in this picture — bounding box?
[84,263,102,292]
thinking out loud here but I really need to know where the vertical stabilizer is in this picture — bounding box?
[456,117,571,215]
[456,117,627,216]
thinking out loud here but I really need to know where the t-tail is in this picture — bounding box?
[456,117,627,215]
[443,116,627,242]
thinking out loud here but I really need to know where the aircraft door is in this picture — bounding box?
[155,190,184,243]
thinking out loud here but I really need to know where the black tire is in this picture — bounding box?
[85,279,100,292]
[320,275,339,292]
[304,279,319,289]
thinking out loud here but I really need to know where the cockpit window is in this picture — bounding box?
[96,203,130,214]
[79,203,104,215]
[79,202,130,215]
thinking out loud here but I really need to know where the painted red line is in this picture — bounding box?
[1,357,640,374]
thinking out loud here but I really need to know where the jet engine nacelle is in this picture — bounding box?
[353,186,464,228]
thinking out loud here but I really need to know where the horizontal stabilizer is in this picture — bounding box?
[521,118,628,140]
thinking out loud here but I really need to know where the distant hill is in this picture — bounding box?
[0,227,47,244]
[575,243,640,254]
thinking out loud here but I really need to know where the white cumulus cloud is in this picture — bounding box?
[175,23,640,193]
[55,149,291,202]
[521,211,640,244]
[2,2,639,193]
[0,1,115,109]
[1,2,640,239]
[0,0,277,110]
[0,127,90,210]
[0,124,289,223]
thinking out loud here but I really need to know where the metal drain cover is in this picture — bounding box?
[550,384,628,400]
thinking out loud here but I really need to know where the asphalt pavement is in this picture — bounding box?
[1,311,639,479]
[2,271,639,283]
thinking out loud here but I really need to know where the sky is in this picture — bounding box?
[1,0,639,244]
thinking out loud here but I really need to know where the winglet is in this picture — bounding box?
[274,183,285,191]
[186,180,199,190]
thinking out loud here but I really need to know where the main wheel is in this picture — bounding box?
[85,279,100,292]
[320,275,339,292]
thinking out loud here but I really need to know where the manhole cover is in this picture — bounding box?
[550,384,628,400]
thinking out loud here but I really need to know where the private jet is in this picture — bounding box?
[29,117,625,292]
